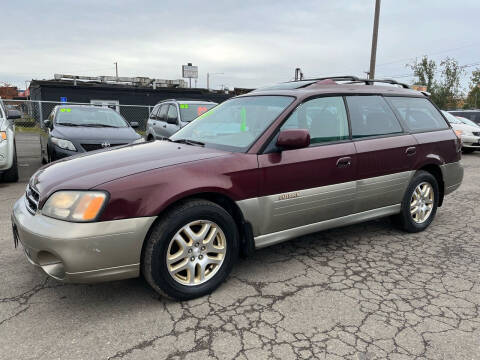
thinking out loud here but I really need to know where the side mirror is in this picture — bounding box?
[43,119,51,128]
[276,129,310,150]
[130,121,139,128]
[167,116,178,125]
[7,110,21,120]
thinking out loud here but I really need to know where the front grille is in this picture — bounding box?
[81,143,127,152]
[472,132,480,136]
[25,184,40,214]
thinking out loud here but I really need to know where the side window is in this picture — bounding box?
[157,105,168,121]
[150,105,160,119]
[346,96,403,138]
[281,96,349,144]
[387,97,448,132]
[167,105,178,123]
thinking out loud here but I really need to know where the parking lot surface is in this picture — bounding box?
[1,134,480,360]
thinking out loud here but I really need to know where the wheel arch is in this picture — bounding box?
[140,192,255,270]
[417,163,445,207]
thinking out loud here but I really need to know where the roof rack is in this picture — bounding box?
[296,76,410,89]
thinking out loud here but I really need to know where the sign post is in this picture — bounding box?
[182,63,198,88]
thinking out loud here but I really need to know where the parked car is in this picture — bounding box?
[12,77,463,300]
[449,110,480,126]
[442,111,480,153]
[145,99,217,140]
[0,99,20,182]
[40,105,143,162]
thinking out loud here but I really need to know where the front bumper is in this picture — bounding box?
[461,135,480,148]
[11,195,156,283]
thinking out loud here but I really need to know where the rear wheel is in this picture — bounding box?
[2,145,18,182]
[142,199,239,300]
[393,170,439,233]
[462,148,475,154]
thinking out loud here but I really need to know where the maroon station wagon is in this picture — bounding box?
[12,76,464,300]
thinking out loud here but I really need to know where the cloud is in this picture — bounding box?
[1,0,479,91]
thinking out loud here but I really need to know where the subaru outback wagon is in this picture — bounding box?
[12,76,463,300]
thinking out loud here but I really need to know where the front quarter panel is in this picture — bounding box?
[95,152,259,221]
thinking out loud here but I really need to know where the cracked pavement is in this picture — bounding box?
[1,135,480,359]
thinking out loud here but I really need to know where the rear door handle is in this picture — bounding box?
[163,124,167,128]
[336,157,352,168]
[406,147,416,156]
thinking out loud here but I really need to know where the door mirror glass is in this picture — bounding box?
[43,119,51,128]
[130,121,139,128]
[7,110,21,120]
[276,129,310,149]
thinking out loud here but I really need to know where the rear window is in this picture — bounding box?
[346,95,403,138]
[388,97,448,131]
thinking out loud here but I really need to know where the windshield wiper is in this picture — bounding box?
[80,124,119,128]
[57,122,81,127]
[170,138,205,147]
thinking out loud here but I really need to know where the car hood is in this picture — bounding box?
[53,125,140,142]
[31,141,228,204]
[450,123,480,133]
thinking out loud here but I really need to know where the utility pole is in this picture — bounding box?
[369,0,381,80]
[114,62,118,79]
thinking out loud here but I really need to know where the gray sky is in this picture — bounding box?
[1,0,479,91]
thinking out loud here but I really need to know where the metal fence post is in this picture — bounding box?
[38,101,43,126]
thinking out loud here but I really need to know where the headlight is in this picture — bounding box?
[51,137,76,151]
[132,137,145,144]
[42,191,108,222]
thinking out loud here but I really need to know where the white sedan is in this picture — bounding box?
[443,111,480,153]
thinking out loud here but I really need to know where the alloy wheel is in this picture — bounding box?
[410,182,434,224]
[166,220,226,286]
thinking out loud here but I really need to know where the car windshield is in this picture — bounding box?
[170,95,294,152]
[178,103,217,122]
[55,107,129,128]
[442,111,463,124]
[458,116,480,128]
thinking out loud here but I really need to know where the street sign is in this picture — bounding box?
[182,64,198,79]
[60,97,67,103]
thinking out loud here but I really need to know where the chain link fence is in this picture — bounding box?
[3,99,153,132]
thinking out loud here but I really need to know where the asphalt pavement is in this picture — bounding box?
[1,133,479,359]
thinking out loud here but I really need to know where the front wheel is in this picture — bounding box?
[392,170,439,233]
[142,199,239,300]
[462,148,475,154]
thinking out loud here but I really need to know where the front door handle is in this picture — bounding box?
[163,124,167,128]
[336,157,352,168]
[406,146,416,156]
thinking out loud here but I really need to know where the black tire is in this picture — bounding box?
[142,199,239,300]
[147,135,154,142]
[462,148,475,154]
[3,145,18,182]
[392,170,439,233]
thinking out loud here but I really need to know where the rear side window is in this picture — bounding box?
[388,97,448,131]
[346,96,403,138]
[157,105,168,121]
[281,96,349,144]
